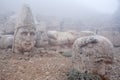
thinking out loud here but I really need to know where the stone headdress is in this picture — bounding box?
[15,4,36,30]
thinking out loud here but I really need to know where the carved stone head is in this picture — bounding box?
[13,5,36,53]
[72,36,113,80]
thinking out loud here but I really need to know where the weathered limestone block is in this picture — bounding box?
[98,31,120,47]
[36,31,49,48]
[47,30,78,47]
[79,31,95,37]
[0,35,13,49]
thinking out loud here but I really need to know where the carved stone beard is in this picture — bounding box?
[14,27,36,53]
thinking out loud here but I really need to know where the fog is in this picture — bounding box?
[0,0,120,32]
[0,0,119,18]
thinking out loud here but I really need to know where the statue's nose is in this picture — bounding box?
[26,34,31,41]
[26,38,30,42]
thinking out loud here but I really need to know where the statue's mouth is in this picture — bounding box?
[24,43,32,47]
[22,42,33,51]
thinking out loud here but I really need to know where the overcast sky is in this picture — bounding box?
[0,0,119,18]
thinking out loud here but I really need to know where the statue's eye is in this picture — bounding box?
[30,32,35,36]
[95,59,103,63]
[21,32,27,36]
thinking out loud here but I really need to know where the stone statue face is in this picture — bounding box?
[15,27,36,52]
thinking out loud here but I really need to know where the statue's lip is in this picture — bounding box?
[24,43,31,46]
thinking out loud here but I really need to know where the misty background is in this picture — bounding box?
[0,0,120,32]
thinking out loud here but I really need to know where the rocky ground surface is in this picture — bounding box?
[110,47,120,80]
[0,47,119,80]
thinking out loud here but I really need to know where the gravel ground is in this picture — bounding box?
[0,47,119,80]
